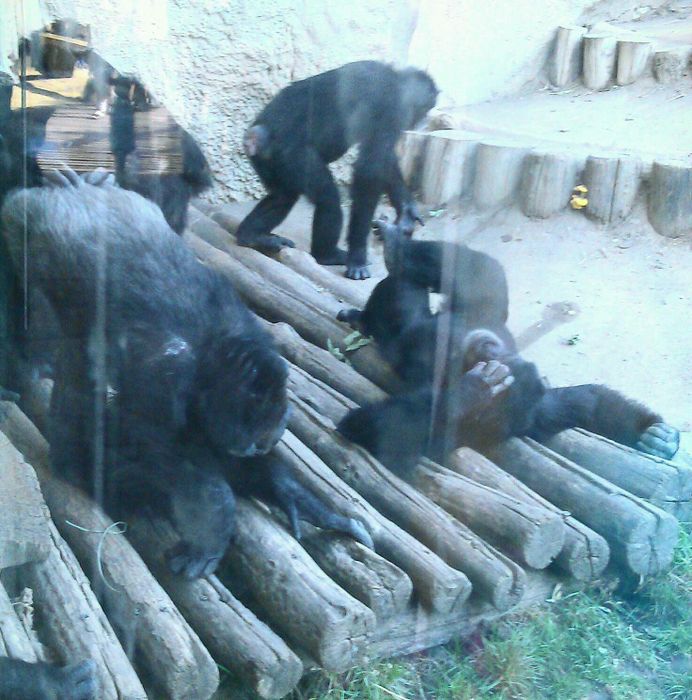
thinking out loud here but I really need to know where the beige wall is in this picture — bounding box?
[15,0,667,200]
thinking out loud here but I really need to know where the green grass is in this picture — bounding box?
[286,525,691,700]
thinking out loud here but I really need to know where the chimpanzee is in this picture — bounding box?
[108,74,212,234]
[337,221,680,475]
[0,657,97,700]
[1,169,371,579]
[237,61,438,279]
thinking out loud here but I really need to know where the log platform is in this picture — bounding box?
[0,204,689,699]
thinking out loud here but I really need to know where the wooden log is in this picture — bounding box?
[420,132,477,206]
[446,448,610,581]
[653,47,691,84]
[0,430,51,568]
[521,152,580,218]
[21,520,147,700]
[483,438,679,577]
[397,130,430,189]
[184,227,398,391]
[265,320,386,407]
[549,25,587,87]
[227,498,376,673]
[300,526,413,620]
[616,39,652,85]
[415,458,566,570]
[285,365,564,570]
[647,160,692,239]
[0,582,40,662]
[276,431,470,614]
[582,33,617,90]
[188,206,372,310]
[472,141,531,210]
[288,396,526,611]
[0,401,220,700]
[581,154,642,223]
[126,517,303,700]
[542,429,692,520]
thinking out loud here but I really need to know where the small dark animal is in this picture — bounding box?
[1,170,370,579]
[237,60,438,279]
[337,221,679,475]
[0,657,97,700]
[108,75,212,234]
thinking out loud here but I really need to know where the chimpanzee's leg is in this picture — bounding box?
[301,150,346,265]
[235,190,299,254]
[530,384,679,459]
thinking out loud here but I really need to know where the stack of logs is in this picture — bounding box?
[1,205,689,699]
[397,127,692,239]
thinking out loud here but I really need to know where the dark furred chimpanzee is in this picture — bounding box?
[337,221,680,476]
[0,657,97,700]
[237,61,438,279]
[108,74,212,234]
[1,169,370,579]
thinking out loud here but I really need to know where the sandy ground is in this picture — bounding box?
[222,197,692,455]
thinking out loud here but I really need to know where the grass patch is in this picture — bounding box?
[290,526,691,700]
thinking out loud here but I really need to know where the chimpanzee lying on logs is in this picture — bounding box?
[0,657,97,700]
[1,169,371,579]
[237,61,438,279]
[337,220,680,476]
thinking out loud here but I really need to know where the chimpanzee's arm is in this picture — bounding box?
[0,657,97,700]
[383,163,423,236]
[227,452,373,549]
[530,384,679,459]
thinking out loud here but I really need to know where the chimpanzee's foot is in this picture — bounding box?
[165,539,228,579]
[636,422,680,460]
[238,233,296,255]
[336,307,363,327]
[313,247,348,266]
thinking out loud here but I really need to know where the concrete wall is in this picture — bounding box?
[21,0,668,201]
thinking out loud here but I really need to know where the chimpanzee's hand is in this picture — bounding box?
[396,201,424,236]
[337,307,363,328]
[466,360,514,401]
[636,422,680,460]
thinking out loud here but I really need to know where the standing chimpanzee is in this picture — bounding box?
[108,74,212,234]
[0,657,97,700]
[237,61,438,279]
[1,169,371,579]
[337,221,680,475]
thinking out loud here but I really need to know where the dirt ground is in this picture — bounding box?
[222,196,692,457]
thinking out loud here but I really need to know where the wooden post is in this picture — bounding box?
[446,448,610,581]
[653,47,691,84]
[582,33,617,90]
[616,39,652,85]
[288,396,526,611]
[647,160,692,239]
[473,141,531,210]
[521,152,580,218]
[397,130,430,190]
[275,431,473,615]
[21,520,148,700]
[420,132,477,206]
[0,402,220,700]
[542,429,692,520]
[0,431,51,568]
[582,154,642,223]
[126,516,304,700]
[483,438,679,577]
[226,498,376,673]
[549,25,587,87]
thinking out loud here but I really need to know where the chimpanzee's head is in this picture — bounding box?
[398,67,439,130]
[195,333,290,457]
